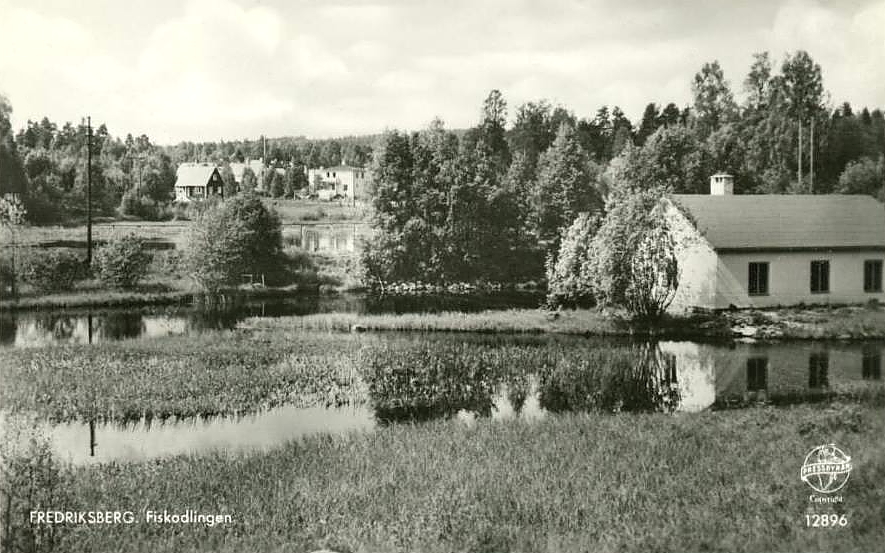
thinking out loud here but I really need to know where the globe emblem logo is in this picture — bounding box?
[800,444,852,494]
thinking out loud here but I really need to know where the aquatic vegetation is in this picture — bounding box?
[361,336,686,423]
[0,332,368,423]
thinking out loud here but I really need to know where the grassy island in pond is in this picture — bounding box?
[251,302,885,340]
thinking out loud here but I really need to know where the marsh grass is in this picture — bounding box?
[250,308,731,338]
[0,333,368,422]
[48,405,885,553]
[0,418,71,552]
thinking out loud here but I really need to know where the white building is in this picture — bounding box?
[306,165,370,201]
[229,159,266,186]
[666,174,885,310]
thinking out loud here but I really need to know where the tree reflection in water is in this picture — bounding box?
[35,315,76,340]
[539,343,681,414]
[0,313,16,345]
[363,339,683,424]
[96,312,146,341]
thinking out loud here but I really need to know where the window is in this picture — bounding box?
[808,352,829,388]
[661,353,677,385]
[746,358,768,391]
[810,260,830,293]
[865,260,883,292]
[863,346,882,380]
[748,262,769,296]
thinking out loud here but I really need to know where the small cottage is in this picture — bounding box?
[174,163,224,202]
[666,174,885,310]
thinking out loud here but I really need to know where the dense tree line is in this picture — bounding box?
[365,50,885,288]
[0,100,177,223]
[163,135,377,170]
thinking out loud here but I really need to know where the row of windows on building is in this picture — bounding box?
[325,171,366,179]
[745,348,882,391]
[747,259,884,296]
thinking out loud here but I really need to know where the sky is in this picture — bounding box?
[1,0,883,144]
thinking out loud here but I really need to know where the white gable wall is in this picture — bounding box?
[664,201,719,312]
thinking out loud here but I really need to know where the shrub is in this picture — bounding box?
[545,212,600,308]
[587,189,679,319]
[93,234,153,289]
[118,192,173,221]
[185,194,283,292]
[151,249,184,278]
[837,156,885,200]
[19,249,87,292]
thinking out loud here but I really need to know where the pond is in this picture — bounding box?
[0,292,544,348]
[13,335,884,465]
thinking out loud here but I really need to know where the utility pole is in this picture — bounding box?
[86,116,93,266]
[810,117,815,194]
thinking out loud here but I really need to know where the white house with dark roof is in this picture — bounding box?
[306,165,370,201]
[174,163,224,202]
[665,174,885,310]
[229,159,265,186]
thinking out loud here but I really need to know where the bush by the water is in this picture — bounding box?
[547,189,679,319]
[545,212,600,308]
[93,234,153,289]
[19,249,87,292]
[185,194,284,292]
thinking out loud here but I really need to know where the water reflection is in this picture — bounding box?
[46,405,375,465]
[1,292,543,348]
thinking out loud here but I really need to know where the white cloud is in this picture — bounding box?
[0,0,882,142]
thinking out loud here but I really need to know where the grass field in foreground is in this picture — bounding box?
[13,404,884,553]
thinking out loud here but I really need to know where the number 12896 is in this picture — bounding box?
[806,514,848,527]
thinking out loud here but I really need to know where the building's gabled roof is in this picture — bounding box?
[229,160,264,183]
[311,165,364,172]
[175,163,218,188]
[671,194,885,251]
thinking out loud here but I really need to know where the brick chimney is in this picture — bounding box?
[710,173,734,195]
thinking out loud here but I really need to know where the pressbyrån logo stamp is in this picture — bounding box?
[800,444,852,494]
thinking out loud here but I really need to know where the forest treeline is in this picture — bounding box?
[362,50,885,287]
[0,50,883,226]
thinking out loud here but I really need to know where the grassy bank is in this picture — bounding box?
[0,283,331,312]
[248,308,730,337]
[247,304,885,340]
[7,405,882,553]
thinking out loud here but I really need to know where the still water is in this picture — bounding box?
[27,336,885,465]
[0,292,543,348]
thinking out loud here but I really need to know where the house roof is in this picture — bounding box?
[229,160,264,183]
[311,165,364,172]
[175,163,218,188]
[671,194,885,251]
